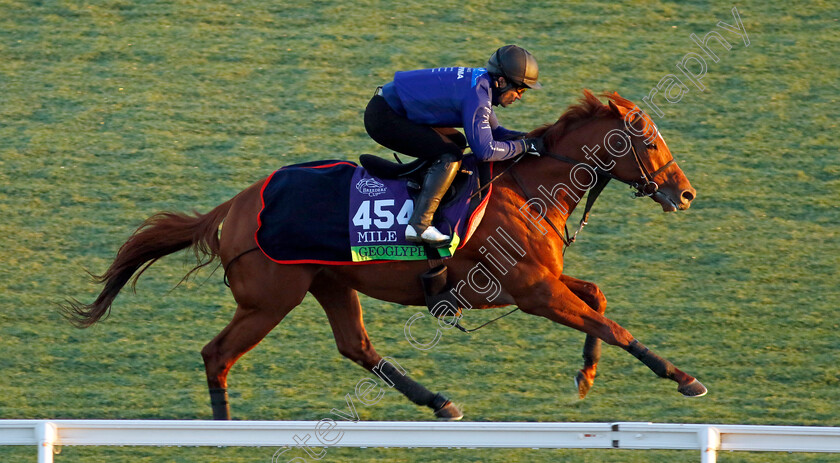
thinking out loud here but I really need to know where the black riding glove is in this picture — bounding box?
[523,137,545,156]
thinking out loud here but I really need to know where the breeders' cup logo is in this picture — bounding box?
[356,178,387,197]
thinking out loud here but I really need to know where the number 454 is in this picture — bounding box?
[353,199,413,230]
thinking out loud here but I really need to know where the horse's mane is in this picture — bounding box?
[531,89,637,146]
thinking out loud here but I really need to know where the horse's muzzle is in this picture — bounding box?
[654,186,696,211]
[678,186,696,210]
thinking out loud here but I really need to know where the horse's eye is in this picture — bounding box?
[646,143,657,150]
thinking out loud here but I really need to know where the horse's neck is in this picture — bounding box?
[506,142,590,225]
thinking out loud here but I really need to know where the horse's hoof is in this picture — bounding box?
[678,379,708,397]
[434,401,463,421]
[574,370,594,399]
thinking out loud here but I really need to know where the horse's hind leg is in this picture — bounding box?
[560,275,607,399]
[201,261,317,420]
[308,272,462,420]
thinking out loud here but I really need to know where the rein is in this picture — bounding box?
[466,126,676,250]
[466,152,526,201]
[537,126,676,199]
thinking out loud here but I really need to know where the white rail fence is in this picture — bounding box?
[2,420,839,463]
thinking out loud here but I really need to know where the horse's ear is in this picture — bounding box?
[608,100,623,116]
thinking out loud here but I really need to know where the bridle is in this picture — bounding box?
[540,126,677,199]
[504,124,678,248]
[623,131,676,198]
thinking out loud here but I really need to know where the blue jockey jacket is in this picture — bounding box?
[380,67,528,162]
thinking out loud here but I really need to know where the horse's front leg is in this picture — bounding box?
[559,275,606,399]
[516,279,707,397]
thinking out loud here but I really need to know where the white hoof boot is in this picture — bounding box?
[406,225,450,245]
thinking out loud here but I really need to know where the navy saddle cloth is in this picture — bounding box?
[255,157,492,264]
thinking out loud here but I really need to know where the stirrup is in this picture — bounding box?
[406,225,450,244]
[421,265,462,319]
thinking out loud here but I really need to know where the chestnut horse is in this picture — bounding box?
[64,90,706,421]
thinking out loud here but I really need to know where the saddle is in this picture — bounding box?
[358,153,485,209]
[359,154,430,180]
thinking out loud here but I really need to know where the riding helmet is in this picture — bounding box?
[486,45,542,89]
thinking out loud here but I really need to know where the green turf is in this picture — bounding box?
[1,0,838,462]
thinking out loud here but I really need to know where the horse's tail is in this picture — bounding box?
[63,199,234,328]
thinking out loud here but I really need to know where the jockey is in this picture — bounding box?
[364,45,545,245]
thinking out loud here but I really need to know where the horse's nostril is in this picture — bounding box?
[681,189,696,203]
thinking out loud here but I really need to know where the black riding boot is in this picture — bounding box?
[406,154,461,245]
